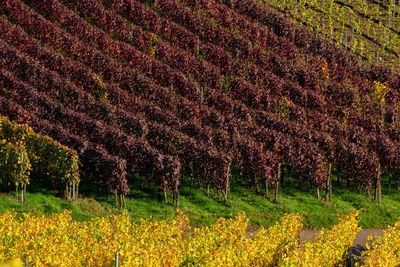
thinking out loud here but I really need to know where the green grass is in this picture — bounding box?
[1,172,400,229]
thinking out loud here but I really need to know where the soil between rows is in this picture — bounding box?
[300,228,385,260]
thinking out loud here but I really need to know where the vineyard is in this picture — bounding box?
[0,210,399,266]
[0,116,79,202]
[1,0,400,205]
[1,0,400,264]
[265,0,400,72]
[0,0,400,222]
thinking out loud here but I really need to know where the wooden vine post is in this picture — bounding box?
[173,182,180,209]
[163,186,168,204]
[64,182,78,201]
[222,165,230,206]
[114,189,118,207]
[20,183,26,204]
[375,163,382,204]
[274,163,281,203]
[115,252,119,267]
[72,181,76,200]
[325,163,332,203]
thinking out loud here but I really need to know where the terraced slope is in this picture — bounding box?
[0,0,399,205]
[265,0,400,71]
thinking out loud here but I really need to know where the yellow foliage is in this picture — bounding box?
[361,219,400,266]
[275,97,293,120]
[93,74,108,100]
[0,115,79,185]
[242,213,303,266]
[0,210,189,266]
[340,108,350,124]
[280,211,360,266]
[0,211,369,266]
[0,210,305,266]
[147,33,157,57]
[182,213,303,266]
[93,74,106,90]
[371,81,388,106]
[321,58,329,80]
[0,259,23,267]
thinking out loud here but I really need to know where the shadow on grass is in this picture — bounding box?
[0,170,399,228]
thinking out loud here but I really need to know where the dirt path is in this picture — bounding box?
[300,229,385,259]
[246,227,385,261]
[246,227,384,251]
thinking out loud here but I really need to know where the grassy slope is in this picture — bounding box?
[1,172,400,229]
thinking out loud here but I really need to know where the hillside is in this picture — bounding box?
[265,0,400,72]
[2,171,400,229]
[0,0,400,210]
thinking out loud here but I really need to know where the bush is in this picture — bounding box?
[0,139,31,188]
[0,116,79,189]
